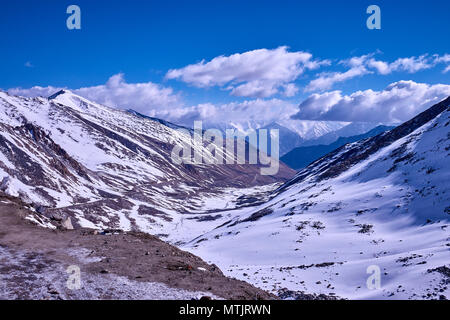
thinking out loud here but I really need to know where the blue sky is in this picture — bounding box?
[1,0,450,125]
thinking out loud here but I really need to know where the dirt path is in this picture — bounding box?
[0,195,275,300]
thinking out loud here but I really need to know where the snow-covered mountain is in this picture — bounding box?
[297,121,388,147]
[0,90,294,235]
[201,119,388,157]
[277,118,349,141]
[281,125,394,170]
[186,96,450,300]
[203,119,349,156]
[203,119,347,141]
[1,89,448,300]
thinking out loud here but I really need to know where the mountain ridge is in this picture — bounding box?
[280,96,450,191]
[281,125,394,170]
[0,90,294,237]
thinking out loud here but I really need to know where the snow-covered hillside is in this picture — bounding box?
[1,89,448,300]
[0,90,293,235]
[186,97,450,300]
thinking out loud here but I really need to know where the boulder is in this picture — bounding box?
[62,216,74,230]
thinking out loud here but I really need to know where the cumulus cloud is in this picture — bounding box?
[366,59,390,75]
[305,54,372,92]
[388,55,433,73]
[74,74,182,112]
[150,98,298,127]
[7,74,297,127]
[306,67,371,92]
[282,83,299,97]
[434,54,450,73]
[306,53,448,92]
[229,81,279,98]
[8,74,182,114]
[166,46,328,98]
[8,85,65,97]
[434,54,450,63]
[368,55,434,74]
[8,51,450,128]
[293,80,450,123]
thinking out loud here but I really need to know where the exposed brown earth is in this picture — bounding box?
[0,194,276,300]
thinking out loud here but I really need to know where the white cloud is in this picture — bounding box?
[7,75,297,127]
[306,53,448,92]
[8,74,183,114]
[388,55,433,73]
[366,59,391,75]
[366,54,435,74]
[74,74,182,112]
[282,83,299,97]
[305,54,373,92]
[8,85,63,97]
[370,54,450,75]
[7,51,450,128]
[229,81,279,98]
[293,80,450,123]
[434,54,450,73]
[305,66,371,92]
[166,46,327,98]
[434,54,450,63]
[151,98,298,127]
[24,61,33,68]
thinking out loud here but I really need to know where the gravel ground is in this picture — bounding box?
[0,194,276,300]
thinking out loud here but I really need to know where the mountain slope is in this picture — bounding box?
[281,125,394,170]
[0,90,294,237]
[186,96,450,300]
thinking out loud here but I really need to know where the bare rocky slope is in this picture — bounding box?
[0,193,275,300]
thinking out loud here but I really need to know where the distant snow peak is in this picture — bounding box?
[170,120,280,176]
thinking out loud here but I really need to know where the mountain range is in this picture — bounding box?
[0,90,448,300]
[199,119,387,157]
[281,125,395,170]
